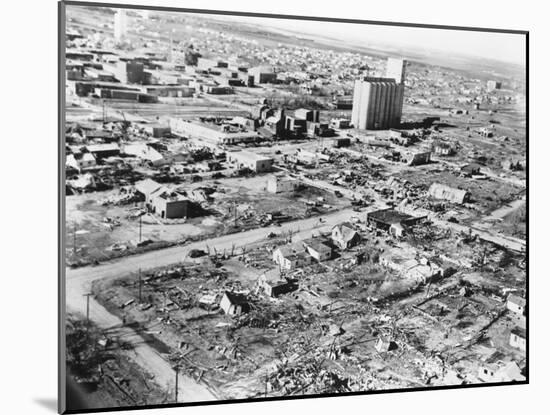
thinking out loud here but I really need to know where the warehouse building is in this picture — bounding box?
[226,151,273,172]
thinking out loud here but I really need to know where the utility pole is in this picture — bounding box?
[83,293,92,327]
[102,99,106,124]
[174,367,179,402]
[138,268,142,303]
[73,224,77,255]
[139,213,142,243]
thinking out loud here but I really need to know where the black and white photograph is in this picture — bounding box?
[59,1,527,413]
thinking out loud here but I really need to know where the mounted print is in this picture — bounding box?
[58,1,528,413]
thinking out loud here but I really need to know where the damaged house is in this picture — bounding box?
[303,239,333,262]
[272,244,311,271]
[428,183,470,204]
[379,250,442,283]
[331,223,361,250]
[366,209,424,238]
[66,152,96,172]
[257,269,298,297]
[220,291,250,316]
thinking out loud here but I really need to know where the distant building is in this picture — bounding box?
[249,66,277,84]
[226,151,273,172]
[432,140,456,156]
[385,58,407,84]
[126,61,145,84]
[401,151,431,166]
[334,97,353,110]
[220,292,250,316]
[123,143,166,166]
[114,9,128,41]
[487,80,502,91]
[502,158,525,171]
[428,183,470,204]
[169,119,259,146]
[294,108,320,123]
[307,122,333,138]
[331,223,361,250]
[143,124,171,138]
[509,327,526,351]
[284,116,307,137]
[331,137,351,148]
[205,85,233,95]
[330,118,351,129]
[380,251,442,283]
[461,163,482,176]
[375,336,397,353]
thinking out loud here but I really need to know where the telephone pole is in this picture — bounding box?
[265,370,268,397]
[138,268,142,303]
[139,213,142,242]
[83,293,92,326]
[73,224,77,255]
[174,367,179,402]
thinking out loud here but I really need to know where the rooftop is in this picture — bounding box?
[367,209,417,225]
[228,150,273,163]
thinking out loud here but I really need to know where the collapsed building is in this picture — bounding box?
[428,183,470,204]
[257,269,298,297]
[366,209,424,238]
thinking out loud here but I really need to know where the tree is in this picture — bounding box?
[184,49,201,66]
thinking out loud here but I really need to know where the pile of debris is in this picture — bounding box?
[101,188,143,206]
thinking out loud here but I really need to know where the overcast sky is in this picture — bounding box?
[201,14,526,66]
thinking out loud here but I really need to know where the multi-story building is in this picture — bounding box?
[385,58,407,84]
[113,9,128,41]
[351,57,407,130]
[351,77,405,130]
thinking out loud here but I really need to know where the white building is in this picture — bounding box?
[66,152,96,172]
[266,174,299,193]
[169,119,258,146]
[114,9,128,41]
[226,151,273,173]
